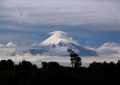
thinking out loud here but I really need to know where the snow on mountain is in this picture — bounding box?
[30,31,98,56]
[40,31,79,46]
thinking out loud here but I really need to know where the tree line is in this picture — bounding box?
[0,59,120,85]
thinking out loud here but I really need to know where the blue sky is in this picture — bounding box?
[0,0,120,46]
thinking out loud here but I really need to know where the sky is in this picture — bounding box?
[0,0,120,46]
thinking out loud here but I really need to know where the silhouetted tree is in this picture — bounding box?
[47,62,60,69]
[0,59,14,71]
[42,62,60,73]
[7,59,14,70]
[42,62,48,69]
[15,60,37,70]
[67,48,81,68]
[0,59,120,85]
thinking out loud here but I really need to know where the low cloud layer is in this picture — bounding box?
[86,42,120,56]
[0,53,120,67]
[96,42,120,56]
[0,41,120,67]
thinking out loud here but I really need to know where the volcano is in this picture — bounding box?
[30,31,98,56]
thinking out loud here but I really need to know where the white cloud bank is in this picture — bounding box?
[0,42,17,56]
[86,42,120,56]
[0,41,120,57]
[0,0,120,31]
[0,42,120,67]
[0,53,120,68]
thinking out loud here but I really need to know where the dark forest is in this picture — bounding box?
[0,59,120,85]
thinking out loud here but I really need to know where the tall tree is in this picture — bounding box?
[67,48,81,68]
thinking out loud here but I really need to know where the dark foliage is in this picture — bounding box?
[0,59,14,71]
[15,60,37,71]
[0,59,120,85]
[67,48,82,68]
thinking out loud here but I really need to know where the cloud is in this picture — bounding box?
[0,0,120,45]
[0,53,120,67]
[0,0,120,31]
[96,42,120,56]
[41,46,69,56]
[86,42,120,56]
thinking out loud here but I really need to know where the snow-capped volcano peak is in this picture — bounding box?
[30,31,98,56]
[40,31,79,46]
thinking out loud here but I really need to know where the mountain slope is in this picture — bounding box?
[30,31,98,56]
